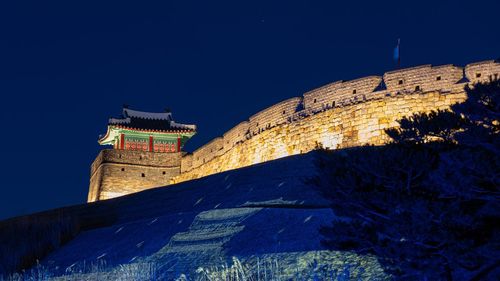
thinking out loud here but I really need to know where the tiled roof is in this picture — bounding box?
[108,107,196,132]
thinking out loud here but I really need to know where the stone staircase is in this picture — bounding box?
[146,207,262,277]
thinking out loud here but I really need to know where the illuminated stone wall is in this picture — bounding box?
[89,60,500,200]
[173,90,467,183]
[88,149,182,201]
[172,60,499,184]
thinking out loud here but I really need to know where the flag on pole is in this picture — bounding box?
[393,38,401,68]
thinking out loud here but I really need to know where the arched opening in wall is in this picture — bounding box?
[141,173,145,177]
[415,86,421,91]
[476,73,481,78]
[163,171,166,175]
[121,168,125,171]
[282,110,286,114]
[313,99,317,103]
[332,101,335,107]
[436,76,442,81]
[398,79,403,85]
[352,89,356,94]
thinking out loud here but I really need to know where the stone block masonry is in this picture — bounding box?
[89,60,500,200]
[173,91,467,183]
[89,149,182,201]
[172,60,499,184]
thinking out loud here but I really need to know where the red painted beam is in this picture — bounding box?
[120,134,124,150]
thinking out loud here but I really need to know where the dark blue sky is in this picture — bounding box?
[0,0,498,220]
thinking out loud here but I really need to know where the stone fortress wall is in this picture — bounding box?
[172,60,500,183]
[89,60,500,201]
[89,149,182,201]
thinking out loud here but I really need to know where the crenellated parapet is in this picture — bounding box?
[174,59,500,181]
[303,76,382,113]
[191,137,224,169]
[248,97,303,136]
[465,61,500,84]
[88,60,500,199]
[222,121,250,153]
[383,64,463,94]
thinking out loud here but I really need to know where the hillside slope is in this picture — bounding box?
[1,151,389,280]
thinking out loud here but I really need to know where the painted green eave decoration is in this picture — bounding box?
[98,126,196,146]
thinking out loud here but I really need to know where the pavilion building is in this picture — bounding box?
[88,106,196,202]
[98,107,196,153]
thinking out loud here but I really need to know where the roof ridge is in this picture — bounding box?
[123,108,173,121]
[113,124,195,133]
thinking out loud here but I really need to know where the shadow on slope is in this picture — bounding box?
[4,80,498,279]
[317,80,500,280]
[0,151,330,277]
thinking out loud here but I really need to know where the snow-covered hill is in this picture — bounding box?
[2,151,390,280]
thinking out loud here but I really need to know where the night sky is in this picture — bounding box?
[0,0,498,220]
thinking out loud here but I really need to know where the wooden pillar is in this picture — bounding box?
[120,134,125,150]
[149,136,153,152]
[177,136,181,152]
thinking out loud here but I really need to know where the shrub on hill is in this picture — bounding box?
[318,80,500,280]
[386,79,500,150]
